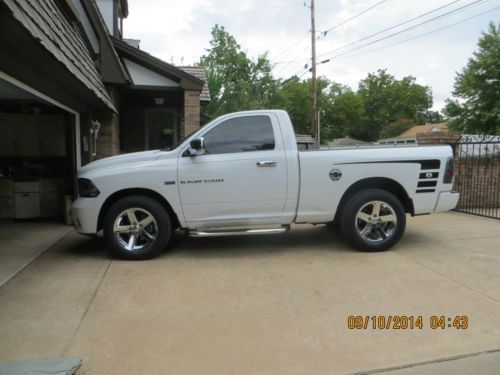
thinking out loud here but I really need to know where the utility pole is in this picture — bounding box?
[310,0,318,148]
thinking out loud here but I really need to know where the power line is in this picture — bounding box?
[318,0,486,59]
[325,5,500,62]
[275,0,386,75]
[284,0,466,78]
[320,0,388,37]
[271,33,309,64]
[292,2,499,79]
[317,0,467,58]
[274,43,311,76]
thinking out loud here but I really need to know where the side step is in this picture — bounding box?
[189,226,289,237]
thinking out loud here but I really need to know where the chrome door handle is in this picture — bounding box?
[256,161,277,167]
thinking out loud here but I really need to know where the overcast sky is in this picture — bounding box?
[123,0,500,111]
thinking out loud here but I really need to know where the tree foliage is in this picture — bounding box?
[321,86,366,140]
[357,70,432,141]
[276,76,332,135]
[199,25,279,116]
[200,25,436,142]
[443,22,500,135]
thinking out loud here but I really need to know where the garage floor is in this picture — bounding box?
[0,221,72,287]
[0,212,499,374]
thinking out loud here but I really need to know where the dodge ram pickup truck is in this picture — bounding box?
[72,110,459,259]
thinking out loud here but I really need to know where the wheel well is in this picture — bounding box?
[97,188,180,232]
[334,177,414,222]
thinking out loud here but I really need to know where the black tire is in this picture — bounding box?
[340,189,406,252]
[103,195,171,260]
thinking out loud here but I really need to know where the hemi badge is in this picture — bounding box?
[164,181,176,185]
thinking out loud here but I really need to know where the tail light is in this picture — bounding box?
[443,157,454,184]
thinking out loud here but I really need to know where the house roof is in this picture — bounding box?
[177,66,210,102]
[397,123,448,138]
[328,137,369,146]
[112,37,205,92]
[83,0,130,84]
[2,0,116,111]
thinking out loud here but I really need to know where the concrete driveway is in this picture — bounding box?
[0,212,499,374]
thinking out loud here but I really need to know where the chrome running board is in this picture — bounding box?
[189,227,289,237]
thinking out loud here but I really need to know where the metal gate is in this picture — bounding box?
[453,135,500,220]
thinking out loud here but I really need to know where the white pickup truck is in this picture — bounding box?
[72,110,459,259]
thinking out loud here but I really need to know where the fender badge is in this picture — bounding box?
[329,169,342,181]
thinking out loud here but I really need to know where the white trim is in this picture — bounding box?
[0,70,82,169]
[123,58,179,87]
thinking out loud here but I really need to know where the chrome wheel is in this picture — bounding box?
[355,200,397,243]
[113,208,158,251]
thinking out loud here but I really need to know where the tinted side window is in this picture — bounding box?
[203,116,275,154]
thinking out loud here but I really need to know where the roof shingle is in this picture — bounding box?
[3,0,116,111]
[397,123,448,138]
[177,66,210,102]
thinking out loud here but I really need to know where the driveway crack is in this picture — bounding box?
[61,259,112,356]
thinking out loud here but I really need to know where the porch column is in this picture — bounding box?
[182,90,201,138]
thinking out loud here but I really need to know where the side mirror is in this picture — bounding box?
[188,137,205,156]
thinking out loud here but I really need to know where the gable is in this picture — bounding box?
[123,59,179,88]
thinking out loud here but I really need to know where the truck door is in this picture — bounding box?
[177,113,287,228]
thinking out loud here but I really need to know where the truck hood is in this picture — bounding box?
[78,150,173,177]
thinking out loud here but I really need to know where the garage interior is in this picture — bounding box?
[0,79,76,222]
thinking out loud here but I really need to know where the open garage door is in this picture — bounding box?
[0,76,80,222]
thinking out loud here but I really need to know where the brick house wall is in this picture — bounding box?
[94,111,120,159]
[182,90,201,138]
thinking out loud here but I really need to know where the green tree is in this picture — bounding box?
[322,88,366,141]
[200,25,280,116]
[424,110,444,124]
[443,22,500,134]
[276,76,331,135]
[357,69,433,141]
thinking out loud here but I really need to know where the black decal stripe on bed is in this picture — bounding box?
[335,159,441,170]
[417,181,438,188]
[416,189,436,193]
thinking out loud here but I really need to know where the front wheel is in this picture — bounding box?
[340,189,406,252]
[103,195,172,260]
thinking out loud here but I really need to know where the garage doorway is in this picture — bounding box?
[0,76,79,222]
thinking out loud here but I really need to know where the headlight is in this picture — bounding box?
[78,178,100,197]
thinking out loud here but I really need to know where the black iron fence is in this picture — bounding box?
[453,135,500,220]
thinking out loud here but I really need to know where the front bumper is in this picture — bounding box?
[71,197,101,234]
[434,191,459,213]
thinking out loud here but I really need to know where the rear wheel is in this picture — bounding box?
[340,189,406,252]
[103,196,171,260]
